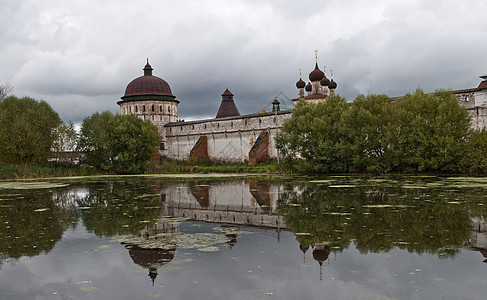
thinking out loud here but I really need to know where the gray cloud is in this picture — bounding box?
[1,0,486,124]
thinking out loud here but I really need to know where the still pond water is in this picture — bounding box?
[0,175,486,300]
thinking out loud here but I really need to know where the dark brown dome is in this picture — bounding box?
[320,75,330,86]
[305,82,312,92]
[296,78,306,89]
[329,79,337,89]
[309,63,324,82]
[123,63,174,97]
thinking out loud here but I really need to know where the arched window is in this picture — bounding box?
[143,105,146,112]
[135,106,138,112]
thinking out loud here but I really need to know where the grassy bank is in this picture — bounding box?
[0,163,99,180]
[0,160,283,180]
[146,159,282,174]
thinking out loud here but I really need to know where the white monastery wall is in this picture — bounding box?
[162,111,291,162]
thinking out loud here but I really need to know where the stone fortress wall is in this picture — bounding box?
[162,111,291,163]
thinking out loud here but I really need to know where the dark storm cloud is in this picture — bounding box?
[1,0,486,123]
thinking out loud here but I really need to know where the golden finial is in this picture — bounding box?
[331,70,334,79]
[314,50,318,63]
[299,68,302,77]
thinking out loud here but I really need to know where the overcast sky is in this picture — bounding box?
[1,0,486,123]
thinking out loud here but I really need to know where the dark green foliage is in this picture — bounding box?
[78,111,115,170]
[109,114,161,174]
[277,90,471,173]
[276,95,351,173]
[0,96,61,165]
[461,129,487,174]
[78,112,160,174]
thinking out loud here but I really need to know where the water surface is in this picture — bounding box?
[0,176,486,299]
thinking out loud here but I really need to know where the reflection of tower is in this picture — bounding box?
[221,224,240,249]
[123,215,180,285]
[312,244,331,281]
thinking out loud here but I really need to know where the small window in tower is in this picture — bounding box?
[159,142,165,150]
[466,95,470,102]
[168,106,170,113]
[143,105,146,112]
[231,122,233,127]
[181,126,183,131]
[152,105,154,112]
[160,105,162,112]
[135,106,138,112]
[245,119,247,125]
[129,106,131,113]
[204,124,207,129]
[259,119,262,125]
[192,125,194,130]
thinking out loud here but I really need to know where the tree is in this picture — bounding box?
[78,111,115,170]
[461,129,487,174]
[0,96,61,165]
[342,94,393,172]
[384,89,470,172]
[78,112,160,173]
[0,83,13,101]
[276,95,351,173]
[108,114,160,174]
[52,121,79,162]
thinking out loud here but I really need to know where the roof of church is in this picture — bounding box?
[123,61,174,98]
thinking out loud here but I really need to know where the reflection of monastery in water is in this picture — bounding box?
[161,181,284,228]
[119,180,487,284]
[464,216,487,263]
[122,180,287,284]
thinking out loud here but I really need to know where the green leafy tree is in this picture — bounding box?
[461,129,487,173]
[384,89,470,172]
[276,95,350,173]
[78,111,115,170]
[0,96,61,165]
[108,114,160,174]
[342,94,393,172]
[78,112,160,173]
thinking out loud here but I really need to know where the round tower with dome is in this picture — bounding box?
[117,60,180,134]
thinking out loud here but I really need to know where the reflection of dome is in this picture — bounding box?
[313,244,331,281]
[300,243,310,263]
[312,244,330,266]
[128,246,176,285]
[122,61,175,99]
